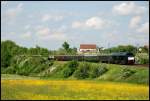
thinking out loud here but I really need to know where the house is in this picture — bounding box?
[79,44,98,54]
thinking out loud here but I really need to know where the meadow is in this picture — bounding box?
[1,59,149,100]
[1,75,149,100]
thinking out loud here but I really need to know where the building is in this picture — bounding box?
[79,44,98,54]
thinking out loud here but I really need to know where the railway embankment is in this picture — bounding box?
[1,56,149,85]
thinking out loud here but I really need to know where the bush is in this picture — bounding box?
[135,53,149,64]
[97,64,108,76]
[2,66,16,74]
[90,64,108,78]
[61,60,78,78]
[61,67,73,78]
[5,56,52,76]
[121,68,136,79]
[74,62,90,79]
[138,58,149,64]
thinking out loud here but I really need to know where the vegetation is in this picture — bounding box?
[74,62,90,79]
[1,78,149,100]
[1,40,149,100]
[102,45,148,54]
[2,56,52,76]
[89,64,108,78]
[58,41,77,55]
[1,40,49,69]
[61,60,78,78]
[120,68,136,79]
[1,54,149,85]
[135,53,149,64]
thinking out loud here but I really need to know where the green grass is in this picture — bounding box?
[45,61,149,85]
[2,59,149,85]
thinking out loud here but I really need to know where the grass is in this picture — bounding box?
[46,61,149,85]
[1,77,149,100]
[1,60,149,100]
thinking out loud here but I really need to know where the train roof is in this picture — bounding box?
[111,52,134,56]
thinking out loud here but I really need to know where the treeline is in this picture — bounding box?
[1,40,149,69]
[101,45,148,55]
[1,40,77,69]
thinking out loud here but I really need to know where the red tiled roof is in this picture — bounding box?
[80,44,96,49]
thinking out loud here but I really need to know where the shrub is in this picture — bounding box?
[139,58,149,64]
[61,67,73,78]
[2,66,16,74]
[61,60,78,78]
[89,64,108,78]
[135,53,149,64]
[6,56,52,76]
[121,68,136,79]
[97,64,108,76]
[74,62,90,79]
[89,66,99,78]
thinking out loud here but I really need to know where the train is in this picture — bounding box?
[48,52,135,65]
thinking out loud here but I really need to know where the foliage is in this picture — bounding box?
[4,56,51,76]
[58,41,77,55]
[90,64,108,78]
[135,53,149,64]
[138,46,149,53]
[121,68,136,79]
[74,62,90,79]
[1,40,17,68]
[61,60,78,78]
[62,41,70,51]
[1,40,50,70]
[104,45,137,54]
[2,66,16,74]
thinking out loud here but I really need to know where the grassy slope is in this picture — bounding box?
[44,61,149,85]
[1,58,149,85]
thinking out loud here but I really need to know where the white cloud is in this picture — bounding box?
[39,32,67,41]
[28,15,34,18]
[36,26,67,41]
[42,14,51,22]
[72,21,83,29]
[129,16,141,28]
[24,25,31,29]
[113,2,146,15]
[137,22,149,34]
[41,14,64,22]
[37,27,50,36]
[72,17,108,30]
[85,17,105,29]
[21,31,31,39]
[6,3,23,20]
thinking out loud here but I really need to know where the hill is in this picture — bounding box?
[2,56,149,85]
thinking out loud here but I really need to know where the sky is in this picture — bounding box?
[1,1,149,50]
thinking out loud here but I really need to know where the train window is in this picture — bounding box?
[118,56,125,60]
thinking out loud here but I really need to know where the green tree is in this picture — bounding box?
[62,41,69,52]
[1,40,19,68]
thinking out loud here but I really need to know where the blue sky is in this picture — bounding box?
[1,1,149,50]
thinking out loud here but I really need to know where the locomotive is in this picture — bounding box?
[48,52,135,65]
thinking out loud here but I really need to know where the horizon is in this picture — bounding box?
[1,1,149,50]
[2,39,148,51]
